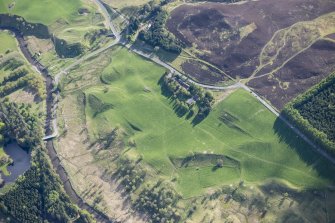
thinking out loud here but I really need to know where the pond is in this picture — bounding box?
[2,142,31,184]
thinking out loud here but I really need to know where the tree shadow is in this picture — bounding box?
[212,165,220,172]
[157,76,187,118]
[273,115,335,183]
[158,75,209,124]
[185,109,194,120]
[158,75,173,98]
[191,113,208,126]
[156,48,180,64]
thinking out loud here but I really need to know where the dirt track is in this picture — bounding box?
[248,39,335,109]
[167,0,335,109]
[167,0,335,79]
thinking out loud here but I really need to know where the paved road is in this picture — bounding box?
[240,84,335,164]
[239,84,280,116]
[48,0,335,166]
[126,44,241,90]
[94,0,121,41]
[47,0,241,140]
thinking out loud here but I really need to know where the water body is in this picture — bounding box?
[2,142,31,184]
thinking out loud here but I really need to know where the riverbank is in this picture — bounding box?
[0,27,113,223]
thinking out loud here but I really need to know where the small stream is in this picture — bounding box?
[2,142,31,184]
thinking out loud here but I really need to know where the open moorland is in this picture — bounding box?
[2,0,335,222]
[248,39,335,109]
[166,0,335,109]
[56,45,335,222]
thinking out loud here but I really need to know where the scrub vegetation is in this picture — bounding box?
[0,31,46,101]
[59,46,335,222]
[6,0,333,221]
[0,100,93,223]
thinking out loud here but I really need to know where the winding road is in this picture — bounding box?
[0,0,330,222]
[2,1,332,222]
[45,0,335,166]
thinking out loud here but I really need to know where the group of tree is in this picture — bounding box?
[0,122,12,171]
[0,100,42,149]
[115,158,146,193]
[0,149,94,223]
[115,157,181,222]
[0,101,94,222]
[52,37,84,58]
[138,9,182,53]
[189,84,214,118]
[134,181,181,223]
[162,73,214,119]
[84,28,108,46]
[0,58,24,71]
[126,0,182,53]
[0,66,46,99]
[283,72,335,155]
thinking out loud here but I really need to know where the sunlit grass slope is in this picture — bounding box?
[85,46,335,198]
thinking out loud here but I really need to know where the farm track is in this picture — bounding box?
[4,0,333,221]
[51,0,335,175]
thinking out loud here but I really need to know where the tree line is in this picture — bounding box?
[0,14,84,58]
[0,59,46,99]
[0,58,24,71]
[126,0,183,53]
[283,72,335,155]
[162,73,214,121]
[0,149,94,223]
[134,181,181,223]
[115,157,182,222]
[0,101,94,222]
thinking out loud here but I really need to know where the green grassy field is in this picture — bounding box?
[0,0,82,25]
[84,46,335,198]
[0,31,23,82]
[0,31,17,54]
[104,0,150,15]
[0,0,104,46]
